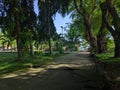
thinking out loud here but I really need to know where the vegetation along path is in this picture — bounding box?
[0,52,104,90]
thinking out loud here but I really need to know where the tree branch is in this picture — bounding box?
[106,0,120,32]
[105,19,115,35]
[100,2,115,34]
[73,0,84,16]
[89,0,97,19]
[106,0,118,18]
[80,0,88,15]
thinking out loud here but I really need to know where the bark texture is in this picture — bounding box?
[15,13,24,61]
[84,17,97,52]
[47,0,52,55]
[74,0,97,53]
[103,0,120,57]
[97,3,108,53]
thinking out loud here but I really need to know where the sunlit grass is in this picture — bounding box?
[95,53,113,60]
[95,53,120,63]
[0,52,65,75]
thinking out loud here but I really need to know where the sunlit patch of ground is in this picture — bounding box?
[0,52,104,90]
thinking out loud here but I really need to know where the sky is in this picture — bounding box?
[34,0,72,34]
[53,13,72,34]
[0,1,72,34]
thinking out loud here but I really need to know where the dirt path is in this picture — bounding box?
[0,52,104,90]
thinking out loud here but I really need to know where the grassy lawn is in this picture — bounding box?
[0,52,65,75]
[95,53,120,63]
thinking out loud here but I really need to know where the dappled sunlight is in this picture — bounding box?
[46,63,94,69]
[1,0,120,89]
[115,77,120,81]
[0,62,95,79]
[0,52,94,79]
[0,52,105,90]
[0,68,46,79]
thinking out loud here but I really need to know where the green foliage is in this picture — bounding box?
[107,38,115,52]
[37,0,71,42]
[0,52,61,75]
[96,53,113,60]
[64,20,83,50]
[92,7,102,35]
[1,0,118,61]
[0,51,67,75]
[95,53,120,63]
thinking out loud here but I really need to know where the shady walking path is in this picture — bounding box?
[0,52,104,90]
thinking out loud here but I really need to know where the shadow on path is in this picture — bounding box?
[0,52,104,90]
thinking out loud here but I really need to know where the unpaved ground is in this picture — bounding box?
[0,52,104,90]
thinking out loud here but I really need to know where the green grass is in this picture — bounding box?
[95,53,120,63]
[0,52,65,75]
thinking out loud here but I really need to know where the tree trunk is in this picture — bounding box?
[41,44,43,51]
[114,36,120,57]
[97,3,108,53]
[84,17,97,53]
[30,43,34,56]
[10,43,12,52]
[97,32,107,53]
[15,13,24,61]
[105,0,120,57]
[7,41,10,50]
[2,42,5,51]
[73,0,97,53]
[47,0,52,55]
[16,37,24,61]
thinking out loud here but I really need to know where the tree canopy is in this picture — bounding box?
[0,0,120,60]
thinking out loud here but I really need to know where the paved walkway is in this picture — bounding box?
[0,52,104,90]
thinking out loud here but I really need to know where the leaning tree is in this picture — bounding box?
[73,0,98,53]
[101,0,120,57]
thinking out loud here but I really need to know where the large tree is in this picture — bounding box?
[2,0,36,61]
[73,0,97,53]
[3,0,24,61]
[73,0,110,54]
[97,2,108,53]
[38,0,71,54]
[102,0,120,57]
[21,0,37,56]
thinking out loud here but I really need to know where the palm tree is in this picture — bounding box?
[38,0,71,55]
[2,0,37,61]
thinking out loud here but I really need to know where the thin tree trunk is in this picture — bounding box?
[15,13,24,61]
[16,37,24,61]
[114,35,120,57]
[7,42,9,50]
[30,43,34,56]
[10,43,12,52]
[2,42,5,51]
[47,0,52,55]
